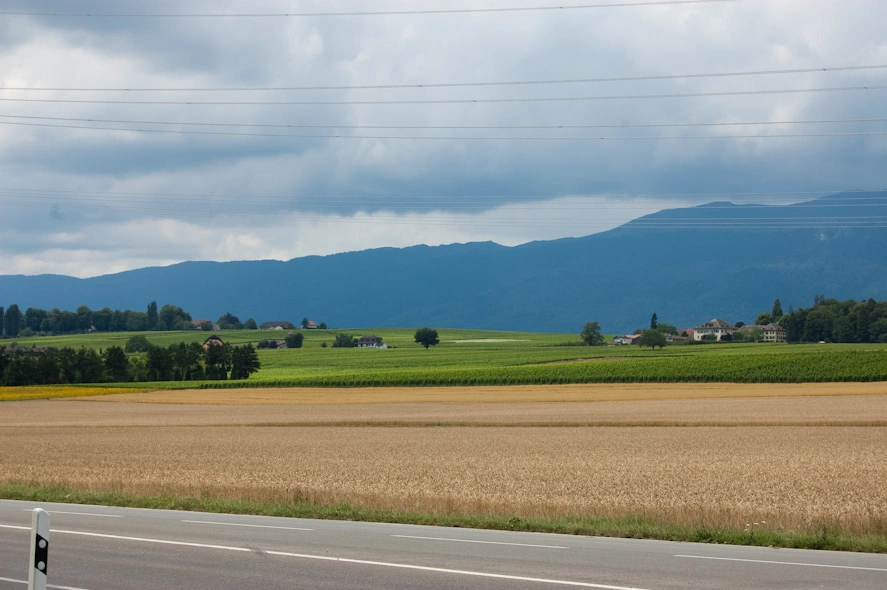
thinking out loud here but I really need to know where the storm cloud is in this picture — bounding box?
[1,0,885,277]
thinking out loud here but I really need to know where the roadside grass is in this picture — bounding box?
[3,483,884,553]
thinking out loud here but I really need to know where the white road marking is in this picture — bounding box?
[0,524,649,589]
[675,555,887,572]
[21,509,122,518]
[182,519,313,531]
[264,549,644,588]
[392,534,569,549]
[0,576,94,590]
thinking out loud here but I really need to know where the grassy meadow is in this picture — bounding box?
[5,327,887,392]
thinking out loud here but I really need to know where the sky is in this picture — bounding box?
[1,0,885,278]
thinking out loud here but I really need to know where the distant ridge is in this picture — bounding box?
[2,192,886,333]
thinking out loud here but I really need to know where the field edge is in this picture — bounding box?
[2,483,885,554]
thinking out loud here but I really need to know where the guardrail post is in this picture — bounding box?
[28,508,49,590]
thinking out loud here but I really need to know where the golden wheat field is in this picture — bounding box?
[2,383,886,534]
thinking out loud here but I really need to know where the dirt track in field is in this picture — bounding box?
[1,382,879,428]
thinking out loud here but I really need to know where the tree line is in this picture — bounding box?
[780,296,887,343]
[0,337,260,386]
[0,302,330,337]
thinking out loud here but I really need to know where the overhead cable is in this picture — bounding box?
[4,64,884,92]
[3,119,886,140]
[3,84,885,106]
[3,113,887,130]
[0,1,740,18]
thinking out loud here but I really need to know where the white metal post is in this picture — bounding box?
[28,508,49,590]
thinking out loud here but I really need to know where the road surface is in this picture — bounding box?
[1,500,885,589]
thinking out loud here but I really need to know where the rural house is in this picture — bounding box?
[357,335,387,348]
[693,319,736,341]
[202,335,224,350]
[761,322,787,343]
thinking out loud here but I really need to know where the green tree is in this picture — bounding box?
[318,322,328,329]
[76,305,93,331]
[230,344,261,379]
[755,312,774,326]
[4,304,22,338]
[218,312,241,330]
[244,318,258,330]
[580,321,604,346]
[285,333,304,349]
[656,323,678,335]
[414,328,440,350]
[301,317,310,329]
[650,313,658,330]
[104,346,129,382]
[146,301,158,330]
[92,307,114,332]
[332,333,356,348]
[24,308,47,332]
[204,342,231,379]
[159,305,191,331]
[127,356,149,382]
[638,329,667,350]
[124,335,154,353]
[0,307,4,336]
[772,298,783,319]
[76,347,106,383]
[146,347,174,381]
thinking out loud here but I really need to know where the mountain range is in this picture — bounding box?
[2,191,885,333]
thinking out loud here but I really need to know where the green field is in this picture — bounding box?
[6,327,887,388]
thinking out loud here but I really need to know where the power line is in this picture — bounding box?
[4,64,884,92]
[2,188,883,209]
[4,113,886,130]
[4,119,886,140]
[3,84,885,106]
[0,1,739,18]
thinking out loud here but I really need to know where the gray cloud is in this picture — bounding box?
[1,0,885,276]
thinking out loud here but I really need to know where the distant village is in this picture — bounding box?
[612,318,786,346]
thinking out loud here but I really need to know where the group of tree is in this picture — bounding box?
[0,302,194,336]
[256,333,304,349]
[779,296,887,343]
[0,338,261,386]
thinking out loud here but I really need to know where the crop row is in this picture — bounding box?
[199,349,887,388]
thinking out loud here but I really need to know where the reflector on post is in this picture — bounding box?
[29,508,49,590]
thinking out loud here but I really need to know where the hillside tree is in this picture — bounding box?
[772,299,783,319]
[650,313,658,330]
[332,333,356,348]
[146,301,158,330]
[230,344,261,379]
[580,321,604,346]
[414,328,440,349]
[638,329,667,350]
[4,304,22,338]
[285,333,304,349]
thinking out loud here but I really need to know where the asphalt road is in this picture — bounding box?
[1,500,885,589]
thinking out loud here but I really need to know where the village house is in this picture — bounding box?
[693,318,736,341]
[202,335,224,351]
[761,322,787,343]
[357,335,387,349]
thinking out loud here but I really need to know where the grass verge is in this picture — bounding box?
[3,483,884,553]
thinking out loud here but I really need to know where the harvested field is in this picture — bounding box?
[2,383,886,536]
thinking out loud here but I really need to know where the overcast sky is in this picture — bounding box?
[1,0,885,278]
